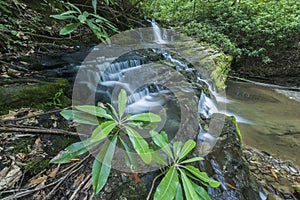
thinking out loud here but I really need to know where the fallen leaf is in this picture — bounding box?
[271,169,278,179]
[28,175,47,187]
[48,165,60,178]
[0,164,22,190]
[74,174,85,185]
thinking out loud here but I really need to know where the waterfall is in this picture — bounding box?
[150,20,167,44]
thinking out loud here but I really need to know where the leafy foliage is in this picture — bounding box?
[50,89,160,194]
[140,0,300,65]
[150,131,220,200]
[51,89,219,198]
[50,2,118,43]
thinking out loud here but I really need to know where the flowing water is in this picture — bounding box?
[225,79,300,165]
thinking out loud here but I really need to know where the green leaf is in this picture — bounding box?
[125,126,152,164]
[75,105,113,119]
[183,166,220,188]
[50,139,97,163]
[78,14,86,23]
[150,130,173,160]
[59,23,80,35]
[151,149,167,165]
[178,140,196,162]
[179,157,204,164]
[86,19,107,41]
[179,169,200,200]
[119,137,138,171]
[50,14,77,20]
[175,183,183,200]
[118,89,127,118]
[154,167,179,200]
[60,110,99,125]
[59,10,79,16]
[66,2,81,14]
[107,103,119,120]
[92,135,117,194]
[92,0,97,13]
[127,113,161,123]
[173,141,183,158]
[191,182,212,200]
[91,121,117,142]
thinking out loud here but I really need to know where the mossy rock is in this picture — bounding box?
[0,78,71,114]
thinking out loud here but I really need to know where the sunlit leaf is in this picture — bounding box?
[60,110,99,125]
[183,166,220,188]
[191,182,212,200]
[179,157,204,164]
[50,139,97,163]
[178,140,196,162]
[127,113,161,122]
[154,167,179,200]
[91,121,117,142]
[59,23,80,35]
[179,169,200,200]
[175,183,183,200]
[150,130,173,160]
[118,89,127,118]
[75,105,113,119]
[92,135,117,194]
[125,126,152,164]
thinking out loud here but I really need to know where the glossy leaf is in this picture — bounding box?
[60,110,99,125]
[179,169,200,200]
[192,182,212,200]
[50,139,97,163]
[179,157,204,164]
[91,121,117,142]
[125,126,152,164]
[59,23,80,35]
[150,130,173,160]
[183,166,220,188]
[154,167,179,200]
[118,89,127,118]
[178,140,196,162]
[75,105,113,119]
[119,137,138,171]
[92,135,117,194]
[127,113,161,122]
[175,183,183,200]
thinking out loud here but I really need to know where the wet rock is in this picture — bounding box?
[196,116,261,200]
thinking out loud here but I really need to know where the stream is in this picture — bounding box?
[225,79,300,165]
[41,21,300,166]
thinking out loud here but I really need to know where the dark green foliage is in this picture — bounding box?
[141,0,300,65]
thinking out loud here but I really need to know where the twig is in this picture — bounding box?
[46,155,90,199]
[0,107,71,124]
[146,171,165,200]
[69,173,92,200]
[0,126,86,137]
[1,175,65,200]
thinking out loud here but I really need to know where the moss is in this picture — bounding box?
[226,115,243,142]
[25,157,50,175]
[10,137,35,154]
[0,78,70,114]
